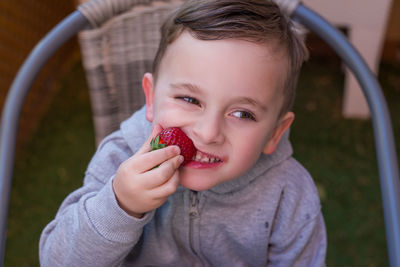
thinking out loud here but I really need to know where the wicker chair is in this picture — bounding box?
[78,0,184,144]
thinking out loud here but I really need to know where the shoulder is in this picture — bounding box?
[85,130,133,184]
[267,156,323,238]
[273,157,321,215]
[265,158,327,264]
[280,157,319,202]
[249,155,321,222]
[85,106,151,184]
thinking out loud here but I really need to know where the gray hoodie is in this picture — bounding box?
[39,106,326,266]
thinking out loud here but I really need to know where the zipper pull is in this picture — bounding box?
[189,190,199,218]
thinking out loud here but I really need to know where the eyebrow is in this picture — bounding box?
[170,83,202,94]
[232,97,268,112]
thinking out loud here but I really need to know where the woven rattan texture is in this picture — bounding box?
[78,0,183,144]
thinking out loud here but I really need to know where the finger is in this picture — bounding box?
[142,154,184,188]
[151,170,180,199]
[132,145,181,173]
[136,124,163,155]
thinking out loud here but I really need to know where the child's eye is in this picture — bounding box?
[176,96,200,105]
[231,110,256,121]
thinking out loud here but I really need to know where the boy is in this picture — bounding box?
[40,0,327,266]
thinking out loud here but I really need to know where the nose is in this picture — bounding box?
[192,111,225,146]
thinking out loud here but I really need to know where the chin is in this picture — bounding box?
[179,169,219,191]
[179,178,215,191]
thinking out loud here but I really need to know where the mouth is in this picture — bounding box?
[191,150,223,164]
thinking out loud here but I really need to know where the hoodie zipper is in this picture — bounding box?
[189,190,199,255]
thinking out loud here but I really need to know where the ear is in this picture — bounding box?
[263,112,295,155]
[142,73,155,122]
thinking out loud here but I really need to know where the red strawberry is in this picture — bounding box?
[150,127,196,166]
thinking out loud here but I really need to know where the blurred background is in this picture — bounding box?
[1,0,399,266]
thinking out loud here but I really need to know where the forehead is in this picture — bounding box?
[156,31,289,106]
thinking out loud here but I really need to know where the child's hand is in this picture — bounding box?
[112,125,184,218]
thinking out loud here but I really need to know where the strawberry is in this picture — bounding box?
[150,127,196,166]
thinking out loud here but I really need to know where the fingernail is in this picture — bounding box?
[179,155,184,163]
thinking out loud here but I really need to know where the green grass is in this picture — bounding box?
[4,58,400,266]
[4,62,95,266]
[292,59,400,267]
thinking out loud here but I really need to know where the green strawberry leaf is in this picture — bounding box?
[150,135,166,151]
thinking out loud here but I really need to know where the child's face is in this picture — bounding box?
[143,31,294,191]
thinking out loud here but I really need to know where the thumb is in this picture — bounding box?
[136,124,164,155]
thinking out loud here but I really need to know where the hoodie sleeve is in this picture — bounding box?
[267,158,327,267]
[39,131,154,267]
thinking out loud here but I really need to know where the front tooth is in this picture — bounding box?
[193,151,220,163]
[195,153,202,161]
[202,157,210,163]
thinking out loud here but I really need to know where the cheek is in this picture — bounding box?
[228,143,263,181]
[152,98,189,127]
[239,146,261,167]
[230,129,269,168]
